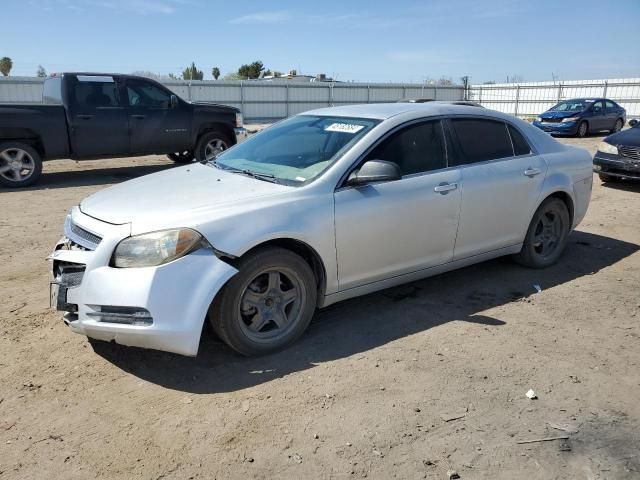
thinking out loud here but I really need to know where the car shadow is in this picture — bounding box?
[91,230,638,393]
[2,163,175,191]
[600,179,640,192]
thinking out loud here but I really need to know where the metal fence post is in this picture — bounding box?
[367,85,371,104]
[603,80,608,98]
[434,84,438,100]
[240,81,244,117]
[329,83,334,107]
[514,85,520,116]
[285,83,290,117]
[187,81,192,101]
[557,82,563,103]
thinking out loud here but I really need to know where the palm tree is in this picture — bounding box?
[212,67,220,80]
[0,57,13,76]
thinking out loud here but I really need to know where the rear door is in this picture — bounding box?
[605,100,621,129]
[334,119,462,290]
[125,78,190,154]
[67,75,129,157]
[448,118,547,260]
[589,100,607,131]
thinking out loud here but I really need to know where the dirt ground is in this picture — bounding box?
[1,131,639,480]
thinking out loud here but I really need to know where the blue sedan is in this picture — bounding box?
[533,98,626,138]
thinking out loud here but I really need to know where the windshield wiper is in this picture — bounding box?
[211,161,279,183]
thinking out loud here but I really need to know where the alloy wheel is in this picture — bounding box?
[0,147,36,183]
[204,139,228,160]
[532,209,563,258]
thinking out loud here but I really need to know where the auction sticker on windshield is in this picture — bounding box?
[325,123,365,134]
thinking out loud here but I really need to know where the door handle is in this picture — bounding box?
[524,168,542,177]
[434,182,458,194]
[77,114,94,120]
[130,114,146,120]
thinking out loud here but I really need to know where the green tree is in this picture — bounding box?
[0,57,13,76]
[36,65,47,77]
[237,60,264,79]
[223,72,242,81]
[211,67,220,80]
[182,62,203,81]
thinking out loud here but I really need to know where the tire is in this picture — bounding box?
[209,247,317,356]
[513,197,571,269]
[576,121,588,138]
[194,130,233,162]
[610,119,623,134]
[0,142,42,188]
[167,151,194,163]
[599,172,620,183]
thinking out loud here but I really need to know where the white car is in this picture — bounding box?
[50,103,593,356]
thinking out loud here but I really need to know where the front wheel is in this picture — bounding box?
[513,197,570,269]
[576,121,588,138]
[0,142,42,188]
[167,151,194,163]
[194,130,232,162]
[209,247,317,356]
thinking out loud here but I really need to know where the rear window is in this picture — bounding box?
[72,76,120,108]
[43,77,63,105]
[508,125,532,156]
[451,119,513,165]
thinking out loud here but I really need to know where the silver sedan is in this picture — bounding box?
[50,103,593,356]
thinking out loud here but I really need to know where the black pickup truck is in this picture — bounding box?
[0,73,247,187]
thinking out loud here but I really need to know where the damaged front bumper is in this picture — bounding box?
[49,207,238,356]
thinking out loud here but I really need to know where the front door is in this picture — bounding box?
[334,120,461,290]
[125,78,191,154]
[588,100,607,131]
[448,118,547,260]
[68,75,129,157]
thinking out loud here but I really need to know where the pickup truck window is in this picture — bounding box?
[73,79,120,108]
[126,79,171,109]
[43,77,63,105]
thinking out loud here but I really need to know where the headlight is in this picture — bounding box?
[235,112,243,128]
[112,228,206,268]
[562,116,580,123]
[536,117,543,123]
[597,141,618,155]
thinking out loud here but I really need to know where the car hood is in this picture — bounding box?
[80,163,291,227]
[604,126,640,146]
[540,110,581,119]
[190,101,240,113]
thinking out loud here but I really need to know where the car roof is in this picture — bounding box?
[306,102,488,120]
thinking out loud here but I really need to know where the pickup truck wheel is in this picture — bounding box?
[513,197,570,269]
[195,130,232,162]
[0,142,42,188]
[209,247,317,356]
[167,151,194,163]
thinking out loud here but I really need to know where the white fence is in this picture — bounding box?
[0,77,464,122]
[469,78,640,119]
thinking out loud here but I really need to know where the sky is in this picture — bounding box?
[3,0,640,83]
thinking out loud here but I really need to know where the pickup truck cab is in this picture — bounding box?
[0,73,247,187]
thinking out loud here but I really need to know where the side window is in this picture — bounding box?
[365,120,447,176]
[592,100,604,113]
[605,100,616,109]
[73,77,120,108]
[450,119,513,165]
[127,80,171,108]
[508,125,532,156]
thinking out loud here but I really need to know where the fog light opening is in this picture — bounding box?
[87,306,153,326]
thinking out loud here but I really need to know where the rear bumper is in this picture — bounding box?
[532,121,578,135]
[593,152,640,180]
[234,127,248,143]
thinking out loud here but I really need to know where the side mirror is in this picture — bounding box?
[170,94,178,108]
[629,119,638,127]
[347,159,402,186]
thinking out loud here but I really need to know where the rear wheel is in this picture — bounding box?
[210,247,317,356]
[194,130,232,162]
[167,151,194,163]
[0,142,42,188]
[611,118,623,133]
[514,197,570,269]
[576,121,588,138]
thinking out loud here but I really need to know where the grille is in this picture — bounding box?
[619,145,640,161]
[541,117,562,123]
[64,216,102,250]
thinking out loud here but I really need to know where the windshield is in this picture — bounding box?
[550,99,594,112]
[213,115,379,185]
